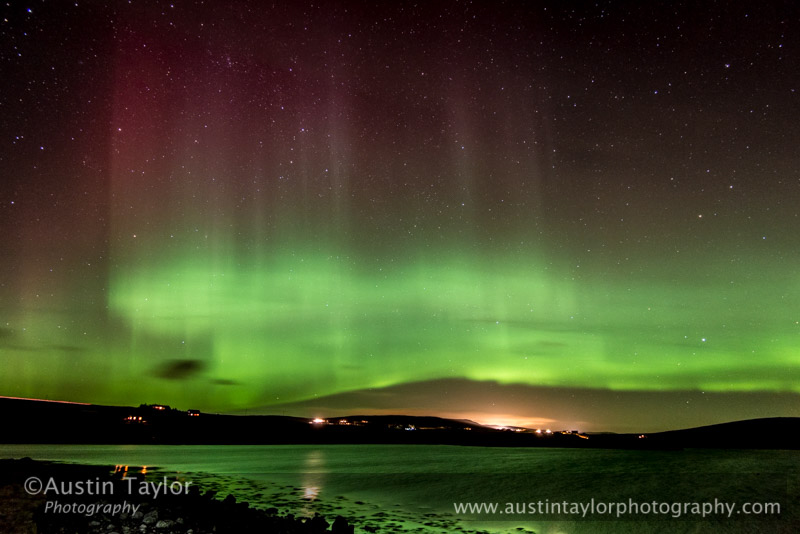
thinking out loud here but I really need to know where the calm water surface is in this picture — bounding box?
[2,444,797,533]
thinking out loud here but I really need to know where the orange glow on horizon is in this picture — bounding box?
[295,408,560,430]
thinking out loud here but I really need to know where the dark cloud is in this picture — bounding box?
[50,345,85,353]
[210,378,239,386]
[152,359,206,380]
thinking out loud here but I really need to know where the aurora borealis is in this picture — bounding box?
[1,1,799,432]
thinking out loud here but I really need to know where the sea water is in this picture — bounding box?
[1,444,797,533]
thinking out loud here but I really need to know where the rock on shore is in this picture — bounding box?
[0,458,356,534]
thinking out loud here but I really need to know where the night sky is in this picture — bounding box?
[2,1,799,432]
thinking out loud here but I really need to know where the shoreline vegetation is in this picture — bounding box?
[0,458,359,534]
[0,397,798,449]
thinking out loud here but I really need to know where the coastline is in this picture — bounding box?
[0,458,357,534]
[3,445,797,534]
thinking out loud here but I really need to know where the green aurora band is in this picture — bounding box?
[108,249,800,409]
[7,228,798,414]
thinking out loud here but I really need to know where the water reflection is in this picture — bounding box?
[299,449,325,514]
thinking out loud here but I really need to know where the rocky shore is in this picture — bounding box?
[0,458,357,534]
